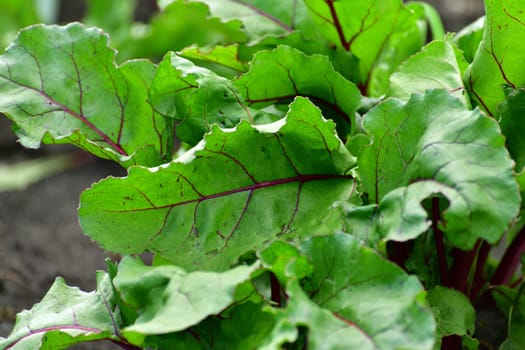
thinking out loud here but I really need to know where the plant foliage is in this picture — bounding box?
[1,0,525,349]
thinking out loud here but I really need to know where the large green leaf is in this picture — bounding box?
[466,0,525,116]
[388,37,469,106]
[299,234,435,350]
[113,256,258,339]
[149,52,251,145]
[304,0,419,92]
[358,90,519,248]
[0,23,173,167]
[0,273,126,350]
[235,45,361,136]
[79,97,355,271]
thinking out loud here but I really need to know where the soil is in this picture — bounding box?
[0,119,126,349]
[0,1,485,348]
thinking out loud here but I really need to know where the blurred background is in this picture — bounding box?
[0,0,485,348]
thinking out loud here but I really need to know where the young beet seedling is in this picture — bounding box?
[0,1,524,349]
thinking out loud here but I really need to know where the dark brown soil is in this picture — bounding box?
[0,117,126,349]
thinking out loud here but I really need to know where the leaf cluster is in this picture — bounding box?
[1,0,525,349]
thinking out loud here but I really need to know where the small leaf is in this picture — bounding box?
[358,90,519,248]
[0,23,173,167]
[79,97,355,271]
[259,241,313,282]
[113,256,258,337]
[300,233,436,350]
[149,52,251,145]
[0,273,124,350]
[179,44,248,75]
[388,37,469,105]
[454,17,484,63]
[235,45,361,136]
[427,286,475,338]
[466,0,525,116]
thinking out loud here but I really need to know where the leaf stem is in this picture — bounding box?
[469,241,491,300]
[325,0,350,50]
[432,197,450,287]
[448,240,482,295]
[441,334,462,350]
[270,272,282,307]
[491,225,525,286]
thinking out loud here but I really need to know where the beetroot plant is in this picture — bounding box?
[1,0,525,349]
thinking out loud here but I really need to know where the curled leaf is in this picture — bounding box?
[358,90,519,248]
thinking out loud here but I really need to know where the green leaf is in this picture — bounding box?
[179,44,249,76]
[367,2,427,96]
[0,273,125,350]
[79,97,355,271]
[304,0,418,91]
[259,241,313,283]
[497,86,525,172]
[466,0,525,116]
[112,256,258,338]
[235,45,361,136]
[427,286,475,340]
[388,37,469,106]
[180,0,317,40]
[262,280,377,350]
[300,233,435,350]
[358,90,519,248]
[149,52,251,145]
[409,2,445,41]
[0,23,173,167]
[131,0,246,61]
[454,17,484,63]
[144,302,277,349]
